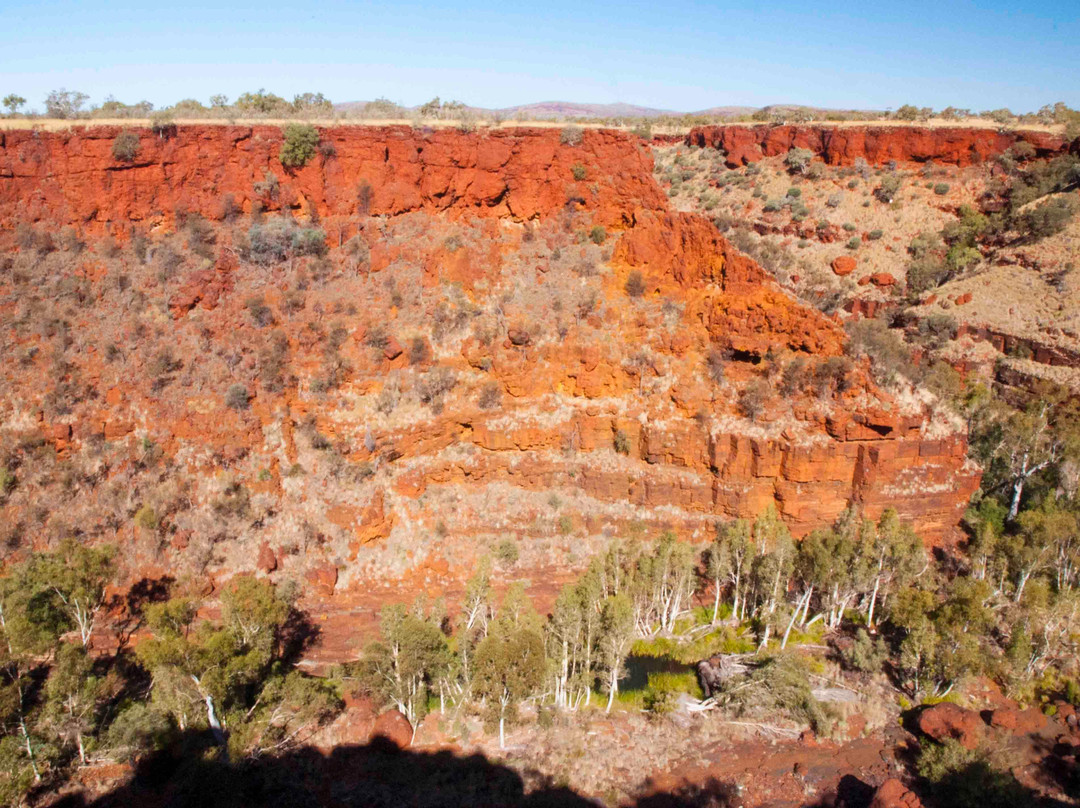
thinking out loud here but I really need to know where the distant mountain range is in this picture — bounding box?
[332,100,872,120]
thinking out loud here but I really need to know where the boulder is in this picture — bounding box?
[507,328,531,346]
[868,273,896,287]
[869,778,924,808]
[989,706,1047,736]
[305,563,338,598]
[382,337,403,360]
[373,709,413,748]
[917,703,983,749]
[831,255,857,276]
[257,542,277,574]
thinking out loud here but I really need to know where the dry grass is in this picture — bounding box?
[0,116,1066,136]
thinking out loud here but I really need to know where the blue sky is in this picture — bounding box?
[3,0,1077,112]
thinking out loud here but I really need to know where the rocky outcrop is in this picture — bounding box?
[0,124,664,233]
[917,703,983,749]
[684,124,1072,168]
[869,779,924,808]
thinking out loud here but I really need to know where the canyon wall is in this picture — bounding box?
[684,124,1073,168]
[0,125,981,653]
[0,124,664,233]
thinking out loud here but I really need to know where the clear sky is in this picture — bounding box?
[3,0,1078,113]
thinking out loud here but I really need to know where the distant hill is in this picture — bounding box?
[332,100,882,120]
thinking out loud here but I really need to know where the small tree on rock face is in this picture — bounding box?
[784,148,814,175]
[279,123,319,168]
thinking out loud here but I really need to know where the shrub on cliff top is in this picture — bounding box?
[560,125,583,146]
[279,123,319,168]
[112,130,140,161]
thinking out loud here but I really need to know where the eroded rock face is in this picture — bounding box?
[0,125,981,661]
[684,124,1072,168]
[0,125,665,232]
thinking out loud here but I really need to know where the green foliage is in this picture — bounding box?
[915,740,1028,808]
[1017,196,1077,241]
[894,104,920,121]
[279,123,319,168]
[106,703,172,762]
[933,182,950,195]
[111,130,140,162]
[355,601,450,724]
[874,173,901,203]
[495,539,520,565]
[292,227,328,256]
[2,94,26,115]
[589,225,607,245]
[784,148,814,175]
[841,629,888,673]
[571,163,587,181]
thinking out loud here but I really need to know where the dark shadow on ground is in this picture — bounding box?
[50,732,732,808]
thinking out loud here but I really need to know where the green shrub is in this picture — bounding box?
[112,130,140,161]
[841,629,888,673]
[0,467,14,496]
[875,174,902,203]
[614,429,632,455]
[134,504,159,531]
[784,148,814,175]
[495,539,520,565]
[279,123,319,168]
[589,225,607,245]
[934,183,951,195]
[786,187,801,198]
[571,163,587,181]
[846,236,861,249]
[915,740,1026,808]
[292,227,327,256]
[1018,196,1077,240]
[763,199,782,212]
[843,222,857,232]
[868,229,883,240]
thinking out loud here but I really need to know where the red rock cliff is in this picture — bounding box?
[0,125,981,657]
[684,124,1072,168]
[0,124,664,233]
